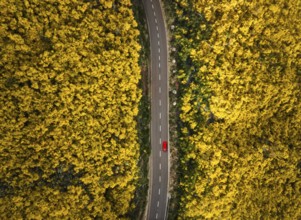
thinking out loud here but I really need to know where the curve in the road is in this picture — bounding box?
[142,0,169,219]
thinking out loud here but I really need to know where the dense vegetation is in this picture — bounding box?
[0,0,142,218]
[127,0,151,219]
[165,0,301,219]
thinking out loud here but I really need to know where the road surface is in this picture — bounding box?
[142,0,169,219]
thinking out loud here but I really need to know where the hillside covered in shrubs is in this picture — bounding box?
[0,0,141,218]
[166,0,301,218]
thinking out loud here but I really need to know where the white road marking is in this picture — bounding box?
[159,176,161,182]
[159,74,161,81]
[159,112,161,119]
[158,62,161,68]
[155,18,157,23]
[156,213,158,219]
[159,188,161,195]
[152,4,154,9]
[158,47,160,53]
[158,41,160,46]
[159,163,161,170]
[154,11,156,16]
[156,26,158,31]
[159,87,161,93]
[157,201,160,207]
[160,138,161,144]
[159,125,161,131]
[159,99,161,106]
[157,33,160,38]
[150,0,152,2]
[160,151,162,157]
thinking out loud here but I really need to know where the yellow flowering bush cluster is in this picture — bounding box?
[0,0,141,218]
[167,0,301,218]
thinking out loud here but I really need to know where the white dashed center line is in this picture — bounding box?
[159,125,161,131]
[159,112,161,119]
[154,11,156,16]
[159,163,161,170]
[158,62,161,68]
[159,99,161,106]
[155,18,157,23]
[159,176,161,182]
[158,47,160,53]
[159,74,161,81]
[156,213,158,219]
[158,188,161,195]
[158,55,160,60]
[156,26,159,31]
[157,33,160,38]
[160,138,161,144]
[160,151,162,157]
[152,4,154,9]
[157,201,160,207]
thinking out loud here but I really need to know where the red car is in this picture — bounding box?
[162,141,168,152]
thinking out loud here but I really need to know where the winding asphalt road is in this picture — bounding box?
[142,0,169,219]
